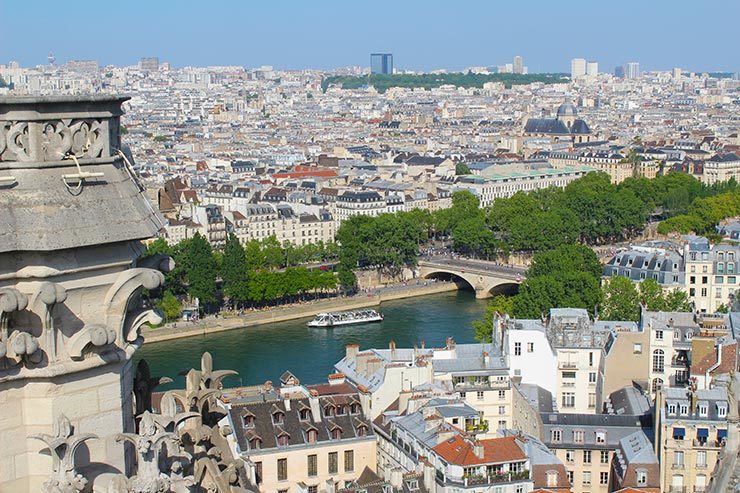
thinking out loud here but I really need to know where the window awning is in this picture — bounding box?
[718,429,728,439]
[673,427,685,438]
[697,428,709,438]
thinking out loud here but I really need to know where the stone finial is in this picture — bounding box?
[113,410,196,493]
[29,413,97,493]
[134,359,174,416]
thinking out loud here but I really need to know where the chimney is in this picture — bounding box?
[325,479,336,493]
[346,343,359,362]
[309,389,322,423]
[483,351,491,367]
[389,468,403,488]
[423,463,435,491]
[390,340,397,359]
[472,440,485,459]
[328,372,346,386]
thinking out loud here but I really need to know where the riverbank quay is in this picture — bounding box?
[141,281,458,343]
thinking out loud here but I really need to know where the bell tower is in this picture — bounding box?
[0,95,167,491]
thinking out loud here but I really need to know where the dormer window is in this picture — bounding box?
[357,425,368,437]
[249,437,261,450]
[718,404,728,418]
[336,405,347,416]
[272,410,284,425]
[331,428,342,440]
[307,429,318,444]
[243,414,255,428]
[350,403,361,414]
[595,431,607,444]
[573,429,585,444]
[668,404,677,415]
[277,432,290,447]
[680,404,688,416]
[546,471,559,487]
[406,480,419,491]
[299,408,311,421]
[324,405,335,418]
[382,485,394,493]
[636,469,648,487]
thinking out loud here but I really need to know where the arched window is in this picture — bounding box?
[652,349,665,373]
[652,378,663,393]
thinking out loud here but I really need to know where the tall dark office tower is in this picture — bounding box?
[370,53,393,74]
[614,65,625,78]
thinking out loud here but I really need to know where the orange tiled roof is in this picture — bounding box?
[432,435,526,466]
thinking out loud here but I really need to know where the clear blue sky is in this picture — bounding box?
[1,0,737,73]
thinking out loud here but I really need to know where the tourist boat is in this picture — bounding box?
[307,309,384,328]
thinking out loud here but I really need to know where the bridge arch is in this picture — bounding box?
[420,268,521,299]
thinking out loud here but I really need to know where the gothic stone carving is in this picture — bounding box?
[0,286,41,366]
[29,414,98,493]
[42,119,106,161]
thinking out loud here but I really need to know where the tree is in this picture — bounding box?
[157,291,182,323]
[513,276,567,318]
[473,295,514,343]
[600,276,640,321]
[528,245,602,279]
[221,234,249,306]
[178,233,218,306]
[664,289,691,312]
[455,163,471,175]
[638,278,665,311]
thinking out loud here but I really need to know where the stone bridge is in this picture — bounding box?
[417,257,526,299]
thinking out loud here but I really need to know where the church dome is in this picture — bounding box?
[556,102,578,117]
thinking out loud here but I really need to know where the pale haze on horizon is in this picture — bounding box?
[1,0,738,73]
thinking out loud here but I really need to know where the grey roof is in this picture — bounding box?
[517,384,555,413]
[541,412,652,449]
[524,117,591,135]
[557,102,578,117]
[605,386,651,416]
[616,430,657,467]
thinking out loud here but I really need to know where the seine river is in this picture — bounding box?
[136,290,486,390]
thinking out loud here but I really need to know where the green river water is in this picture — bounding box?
[136,290,485,389]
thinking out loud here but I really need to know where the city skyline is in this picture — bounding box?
[1,0,739,73]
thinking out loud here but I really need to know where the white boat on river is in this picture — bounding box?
[307,309,384,328]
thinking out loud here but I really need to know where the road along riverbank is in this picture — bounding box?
[141,281,458,344]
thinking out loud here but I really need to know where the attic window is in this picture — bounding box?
[243,414,255,428]
[350,403,361,414]
[336,405,347,416]
[307,429,318,444]
[299,408,311,421]
[331,428,342,440]
[249,437,261,450]
[357,425,368,437]
[324,405,335,417]
[272,410,284,425]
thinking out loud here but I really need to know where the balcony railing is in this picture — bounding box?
[672,463,685,470]
[692,439,722,449]
[559,362,578,369]
[670,487,686,493]
[455,470,530,487]
[465,421,490,434]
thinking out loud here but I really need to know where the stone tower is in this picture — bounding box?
[0,95,166,491]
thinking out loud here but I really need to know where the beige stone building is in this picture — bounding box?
[654,386,728,493]
[224,375,376,493]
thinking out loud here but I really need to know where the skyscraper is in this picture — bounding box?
[370,53,393,75]
[139,57,159,72]
[626,62,640,79]
[571,58,586,78]
[586,61,598,77]
[614,65,625,78]
[513,55,523,74]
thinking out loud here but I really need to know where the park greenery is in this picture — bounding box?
[321,73,568,93]
[335,172,740,291]
[473,246,691,342]
[143,233,340,319]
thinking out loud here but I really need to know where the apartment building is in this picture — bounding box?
[225,375,377,493]
[602,244,685,289]
[701,153,740,185]
[336,340,530,438]
[684,238,740,313]
[226,203,335,246]
[455,166,594,207]
[609,431,660,493]
[501,309,618,414]
[335,191,387,224]
[194,203,227,248]
[541,413,652,493]
[654,386,729,493]
[375,398,570,493]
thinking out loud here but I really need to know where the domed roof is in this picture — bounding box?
[556,102,578,117]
